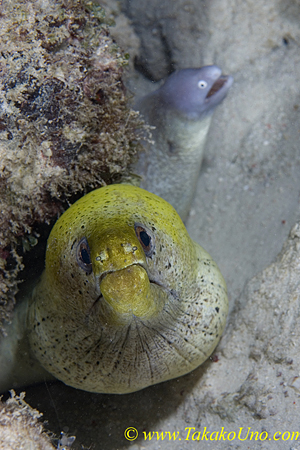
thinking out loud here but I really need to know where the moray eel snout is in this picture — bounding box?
[79,224,165,321]
[206,75,229,98]
[27,184,228,394]
[100,265,156,319]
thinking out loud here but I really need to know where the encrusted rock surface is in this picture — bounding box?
[0,0,144,324]
[0,391,56,450]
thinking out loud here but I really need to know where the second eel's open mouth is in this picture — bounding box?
[206,75,230,98]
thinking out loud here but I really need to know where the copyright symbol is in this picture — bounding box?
[124,427,138,441]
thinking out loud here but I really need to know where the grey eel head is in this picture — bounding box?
[158,65,233,119]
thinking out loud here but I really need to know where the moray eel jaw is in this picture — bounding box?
[205,70,233,110]
[99,264,164,321]
[87,226,169,322]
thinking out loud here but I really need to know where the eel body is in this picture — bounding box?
[135,66,233,220]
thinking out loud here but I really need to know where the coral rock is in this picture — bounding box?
[0,0,144,325]
[0,391,56,450]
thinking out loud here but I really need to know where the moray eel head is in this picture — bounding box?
[158,65,233,118]
[28,184,228,393]
[43,184,190,326]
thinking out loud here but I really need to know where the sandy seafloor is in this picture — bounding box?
[6,0,300,449]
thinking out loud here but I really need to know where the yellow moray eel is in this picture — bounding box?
[0,185,228,394]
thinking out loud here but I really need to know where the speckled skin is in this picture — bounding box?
[135,66,233,221]
[0,185,228,394]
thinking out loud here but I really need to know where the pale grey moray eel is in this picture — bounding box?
[134,66,233,221]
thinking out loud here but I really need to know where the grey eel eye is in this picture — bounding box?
[198,80,207,89]
[76,237,92,274]
[134,223,155,257]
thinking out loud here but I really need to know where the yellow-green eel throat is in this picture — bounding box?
[0,65,232,394]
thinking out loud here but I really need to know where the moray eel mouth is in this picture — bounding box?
[94,263,177,320]
[206,75,228,98]
[205,74,233,105]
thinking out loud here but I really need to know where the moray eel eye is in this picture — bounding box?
[134,223,155,257]
[76,237,92,274]
[198,80,207,89]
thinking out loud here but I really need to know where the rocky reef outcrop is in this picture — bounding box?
[0,0,144,325]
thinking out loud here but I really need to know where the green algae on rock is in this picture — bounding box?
[0,0,145,326]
